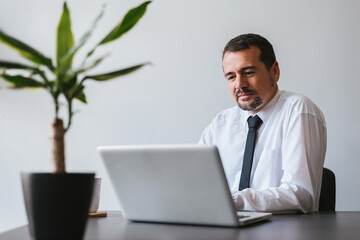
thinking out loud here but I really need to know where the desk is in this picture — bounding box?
[1,211,359,240]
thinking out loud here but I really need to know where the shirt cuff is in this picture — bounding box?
[231,191,244,210]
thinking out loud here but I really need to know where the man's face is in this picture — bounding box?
[223,46,280,114]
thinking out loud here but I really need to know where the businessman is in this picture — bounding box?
[199,33,326,213]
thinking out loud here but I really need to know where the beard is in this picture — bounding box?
[237,96,263,111]
[235,88,263,111]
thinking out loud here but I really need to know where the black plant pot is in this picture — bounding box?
[21,173,95,240]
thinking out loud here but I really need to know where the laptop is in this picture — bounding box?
[98,144,271,227]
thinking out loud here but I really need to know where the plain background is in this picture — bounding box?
[1,0,359,233]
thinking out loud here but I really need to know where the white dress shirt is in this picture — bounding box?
[199,90,327,213]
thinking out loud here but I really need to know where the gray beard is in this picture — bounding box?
[238,96,263,111]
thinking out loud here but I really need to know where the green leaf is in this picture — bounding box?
[99,1,151,45]
[0,60,40,71]
[69,84,87,103]
[62,75,77,92]
[0,29,54,71]
[84,63,149,81]
[75,90,87,103]
[61,56,106,94]
[56,2,75,74]
[67,55,107,77]
[0,60,49,85]
[86,49,96,58]
[60,5,105,67]
[1,73,44,88]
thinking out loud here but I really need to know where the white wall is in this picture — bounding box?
[1,0,359,233]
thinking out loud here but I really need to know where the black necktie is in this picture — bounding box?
[239,115,263,191]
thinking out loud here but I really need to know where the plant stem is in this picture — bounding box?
[53,93,59,120]
[65,98,73,133]
[52,118,66,173]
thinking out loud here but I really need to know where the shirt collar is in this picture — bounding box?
[239,89,281,127]
[256,89,281,125]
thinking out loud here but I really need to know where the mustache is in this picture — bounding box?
[235,88,257,97]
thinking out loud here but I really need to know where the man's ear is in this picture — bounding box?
[271,61,280,83]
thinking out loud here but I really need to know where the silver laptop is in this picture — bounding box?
[98,144,271,227]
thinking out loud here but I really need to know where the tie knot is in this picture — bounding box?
[247,115,263,129]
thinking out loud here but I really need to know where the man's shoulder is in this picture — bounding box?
[279,90,311,103]
[216,105,240,115]
[278,90,324,118]
[211,105,242,125]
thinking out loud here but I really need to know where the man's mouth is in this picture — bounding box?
[236,89,255,100]
[238,92,252,97]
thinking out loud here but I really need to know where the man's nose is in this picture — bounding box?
[234,75,248,89]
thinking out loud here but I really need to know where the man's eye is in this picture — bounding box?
[227,76,235,81]
[244,71,255,77]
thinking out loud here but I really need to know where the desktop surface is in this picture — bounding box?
[1,211,359,240]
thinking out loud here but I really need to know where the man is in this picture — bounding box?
[199,33,326,213]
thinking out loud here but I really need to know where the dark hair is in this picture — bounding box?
[223,33,276,70]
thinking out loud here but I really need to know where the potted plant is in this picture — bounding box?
[0,1,151,239]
